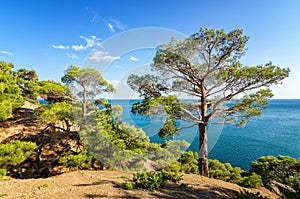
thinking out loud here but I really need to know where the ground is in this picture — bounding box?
[0,170,278,199]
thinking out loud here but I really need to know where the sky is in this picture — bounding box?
[1,0,300,98]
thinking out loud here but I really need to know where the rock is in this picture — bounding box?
[265,180,296,197]
[21,101,39,110]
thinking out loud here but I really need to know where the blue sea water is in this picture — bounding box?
[109,99,300,170]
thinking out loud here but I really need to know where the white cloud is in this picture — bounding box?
[72,35,102,51]
[107,18,124,33]
[52,45,69,50]
[89,50,120,62]
[129,56,139,62]
[66,52,79,60]
[85,6,99,23]
[0,50,13,55]
[110,18,125,30]
[53,35,102,52]
[107,23,115,33]
[91,11,98,23]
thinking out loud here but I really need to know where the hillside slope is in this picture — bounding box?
[0,170,278,199]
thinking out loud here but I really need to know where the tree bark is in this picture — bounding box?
[82,88,87,118]
[198,123,209,177]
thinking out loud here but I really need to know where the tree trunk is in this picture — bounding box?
[198,123,209,177]
[82,88,87,118]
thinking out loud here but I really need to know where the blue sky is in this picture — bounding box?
[1,0,300,98]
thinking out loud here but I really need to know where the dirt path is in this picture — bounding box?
[0,170,278,199]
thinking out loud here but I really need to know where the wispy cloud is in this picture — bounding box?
[66,52,79,60]
[52,45,69,50]
[129,56,139,62]
[89,50,120,62]
[107,18,125,33]
[110,18,125,30]
[72,35,102,51]
[107,23,115,33]
[85,6,99,23]
[0,50,14,55]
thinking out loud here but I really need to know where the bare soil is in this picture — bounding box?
[0,170,278,199]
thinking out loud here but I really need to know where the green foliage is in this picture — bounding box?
[0,140,36,165]
[0,169,7,179]
[59,151,95,169]
[178,151,199,174]
[164,151,199,174]
[0,100,12,121]
[209,159,244,184]
[14,68,40,102]
[250,155,300,189]
[161,170,183,183]
[40,183,49,188]
[119,182,135,190]
[133,171,166,190]
[234,190,270,199]
[35,101,73,131]
[80,103,187,171]
[0,61,24,121]
[0,140,36,179]
[241,173,263,188]
[61,65,115,111]
[38,80,72,103]
[133,170,182,191]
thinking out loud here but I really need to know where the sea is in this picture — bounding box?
[108,99,300,170]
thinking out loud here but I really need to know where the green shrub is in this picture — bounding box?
[250,155,300,190]
[161,170,183,183]
[234,190,270,199]
[133,170,182,191]
[0,140,36,178]
[59,150,95,169]
[241,173,263,188]
[119,182,135,190]
[0,169,7,179]
[163,162,181,173]
[0,140,36,165]
[178,151,198,174]
[133,171,166,190]
[163,151,198,174]
[209,159,244,184]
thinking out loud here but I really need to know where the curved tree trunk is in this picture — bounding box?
[198,123,209,177]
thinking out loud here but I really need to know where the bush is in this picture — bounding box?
[178,151,198,174]
[0,140,36,178]
[161,170,183,183]
[241,173,263,188]
[209,159,244,184]
[234,190,270,199]
[0,140,36,165]
[133,170,183,191]
[59,150,95,169]
[0,169,7,179]
[250,155,300,189]
[119,182,135,190]
[133,171,166,190]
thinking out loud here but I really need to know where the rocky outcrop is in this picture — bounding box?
[265,180,296,197]
[0,103,88,179]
